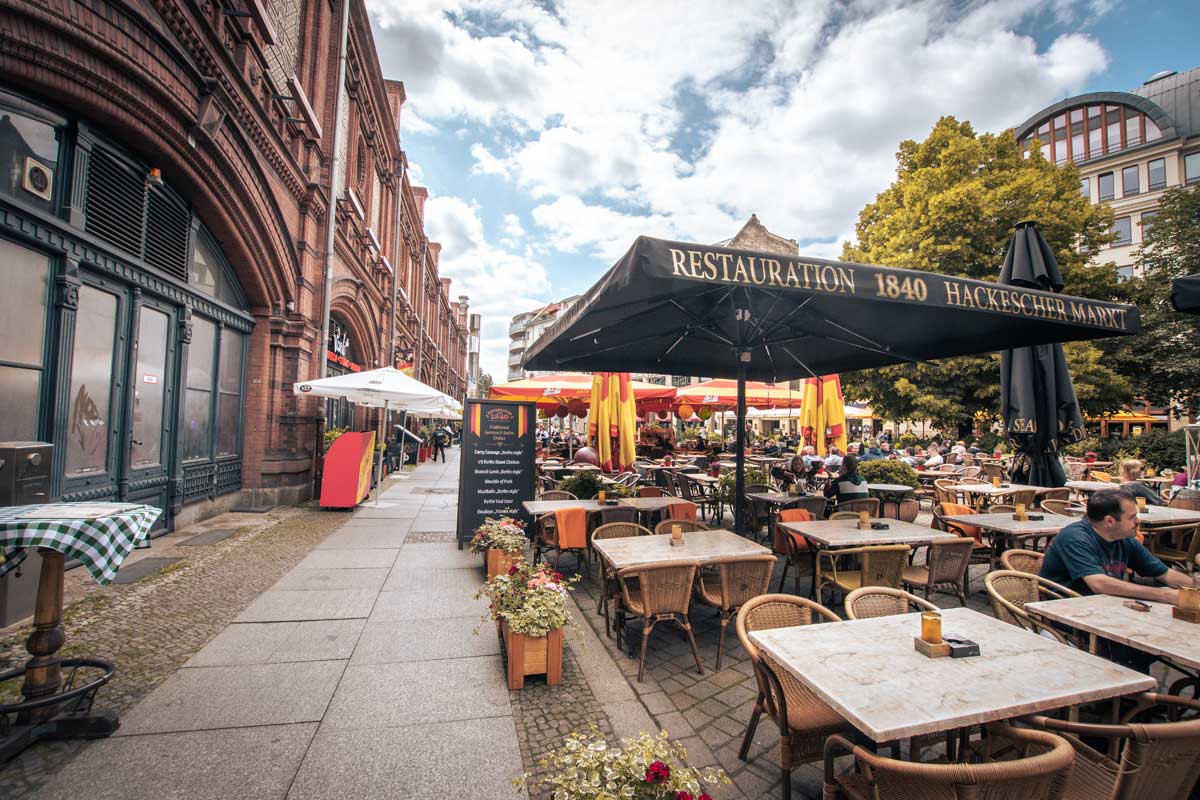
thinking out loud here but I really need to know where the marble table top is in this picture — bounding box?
[592,529,770,571]
[1137,506,1200,525]
[1066,480,1122,493]
[955,483,1042,497]
[749,606,1156,742]
[522,499,608,514]
[747,492,799,505]
[941,512,1076,536]
[618,497,691,511]
[868,484,916,493]
[780,518,956,548]
[684,473,719,484]
[1027,594,1200,671]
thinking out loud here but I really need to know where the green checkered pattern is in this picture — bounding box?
[0,503,161,585]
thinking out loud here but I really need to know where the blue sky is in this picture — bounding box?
[366,0,1197,380]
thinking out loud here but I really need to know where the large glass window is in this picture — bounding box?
[1122,165,1139,196]
[1148,158,1166,190]
[1105,106,1122,153]
[1186,152,1200,185]
[0,239,50,442]
[1079,177,1090,201]
[1112,216,1132,246]
[1087,106,1102,159]
[183,318,215,460]
[0,94,61,214]
[190,230,243,308]
[1140,211,1158,239]
[216,328,243,456]
[65,285,119,475]
[1098,172,1115,200]
[130,307,169,467]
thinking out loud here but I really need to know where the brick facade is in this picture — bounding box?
[0,0,468,516]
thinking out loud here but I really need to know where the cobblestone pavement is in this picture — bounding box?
[0,506,341,798]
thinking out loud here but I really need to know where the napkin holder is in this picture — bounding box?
[946,637,981,658]
[604,499,619,506]
[1172,607,1200,623]
[913,637,951,658]
[870,522,890,530]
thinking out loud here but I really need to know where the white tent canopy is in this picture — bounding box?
[293,367,455,413]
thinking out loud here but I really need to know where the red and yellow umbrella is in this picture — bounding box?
[799,374,847,455]
[673,378,803,410]
[489,372,674,412]
[589,372,637,471]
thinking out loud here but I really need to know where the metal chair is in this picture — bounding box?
[693,554,776,669]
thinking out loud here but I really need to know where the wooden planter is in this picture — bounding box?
[485,548,524,579]
[501,621,563,689]
[897,499,920,523]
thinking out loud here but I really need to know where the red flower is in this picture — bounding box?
[554,572,564,581]
[508,565,519,575]
[645,760,670,784]
[699,795,713,800]
[675,792,693,800]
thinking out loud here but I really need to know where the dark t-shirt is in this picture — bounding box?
[1040,518,1167,594]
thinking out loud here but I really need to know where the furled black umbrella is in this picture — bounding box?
[524,236,1139,532]
[998,222,1086,487]
[1171,274,1200,314]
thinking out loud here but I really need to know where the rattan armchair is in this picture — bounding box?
[822,725,1075,800]
[843,586,938,620]
[832,497,879,517]
[1145,523,1200,574]
[828,511,861,520]
[539,490,577,500]
[901,537,975,605]
[1001,548,1045,575]
[933,478,960,507]
[1024,692,1200,800]
[614,560,703,682]
[591,521,651,635]
[1040,498,1085,516]
[985,569,1080,645]
[693,554,776,669]
[652,518,709,535]
[982,462,1007,482]
[815,544,909,604]
[734,594,849,800]
[742,483,773,537]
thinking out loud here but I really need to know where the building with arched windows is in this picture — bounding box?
[0,1,469,529]
[1014,66,1200,279]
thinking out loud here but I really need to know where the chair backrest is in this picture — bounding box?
[591,521,652,543]
[829,511,860,520]
[676,472,696,502]
[1040,498,1085,516]
[745,483,772,494]
[773,508,810,554]
[783,495,828,519]
[925,537,977,585]
[735,593,841,662]
[540,490,577,501]
[844,586,938,620]
[959,476,988,485]
[827,726,1075,800]
[935,502,982,542]
[985,570,1079,634]
[1011,489,1039,508]
[858,544,910,588]
[960,465,983,479]
[983,462,1006,480]
[701,555,776,611]
[593,505,639,528]
[1038,487,1071,503]
[638,486,664,497]
[835,497,879,516]
[1067,461,1088,481]
[1170,488,1200,511]
[990,504,1016,514]
[662,470,680,496]
[653,518,709,535]
[1001,548,1044,575]
[1025,692,1200,800]
[1089,469,1114,483]
[617,560,698,618]
[933,479,960,506]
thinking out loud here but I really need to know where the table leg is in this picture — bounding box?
[19,549,66,724]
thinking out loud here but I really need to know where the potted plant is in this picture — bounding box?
[469,517,528,578]
[477,561,576,689]
[859,460,921,522]
[517,727,730,799]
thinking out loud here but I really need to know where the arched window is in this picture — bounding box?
[190,225,246,309]
[1019,103,1164,165]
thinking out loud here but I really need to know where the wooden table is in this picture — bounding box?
[781,518,957,549]
[592,528,769,570]
[749,607,1156,743]
[1027,594,1200,672]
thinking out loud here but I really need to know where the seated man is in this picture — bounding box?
[923,445,945,468]
[823,446,844,471]
[824,455,870,505]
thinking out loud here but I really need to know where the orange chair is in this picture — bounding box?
[638,486,664,498]
[668,501,697,521]
[774,509,812,594]
[934,501,993,571]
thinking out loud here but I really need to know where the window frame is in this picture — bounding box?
[1098,172,1115,201]
[1111,216,1132,247]
[1186,152,1200,185]
[1147,158,1166,190]
[1122,164,1140,196]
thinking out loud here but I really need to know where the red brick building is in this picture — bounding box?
[0,0,468,528]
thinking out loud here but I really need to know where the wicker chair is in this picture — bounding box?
[1170,488,1200,511]
[901,537,975,605]
[1041,498,1085,516]
[832,497,879,517]
[843,586,938,620]
[933,502,993,571]
[1001,548,1045,575]
[1146,523,1200,574]
[773,506,823,594]
[638,486,664,498]
[985,569,1080,644]
[652,518,710,536]
[615,560,703,682]
[539,490,576,501]
[983,462,1007,482]
[693,554,776,669]
[1024,692,1200,800]
[592,522,651,634]
[960,465,983,479]
[828,511,861,520]
[734,594,849,800]
[1038,487,1072,504]
[822,726,1076,800]
[815,544,910,604]
[933,478,960,507]
[742,483,773,537]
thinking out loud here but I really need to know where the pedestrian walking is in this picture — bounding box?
[432,428,447,462]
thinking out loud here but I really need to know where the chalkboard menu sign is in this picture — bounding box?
[457,399,536,548]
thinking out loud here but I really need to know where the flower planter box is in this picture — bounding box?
[501,620,563,689]
[485,548,524,579]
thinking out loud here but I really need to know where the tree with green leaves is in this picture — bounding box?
[839,116,1131,436]
[1109,185,1200,417]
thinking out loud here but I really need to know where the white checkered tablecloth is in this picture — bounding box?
[0,503,161,585]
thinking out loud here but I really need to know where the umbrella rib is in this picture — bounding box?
[779,345,819,379]
[748,290,786,345]
[757,296,815,342]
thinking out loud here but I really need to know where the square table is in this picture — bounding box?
[1137,506,1200,525]
[1066,480,1122,494]
[942,512,1076,561]
[749,606,1156,743]
[592,528,769,571]
[780,518,957,549]
[1027,594,1200,672]
[522,499,609,515]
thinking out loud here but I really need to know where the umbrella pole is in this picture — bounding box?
[735,357,747,536]
[374,400,387,508]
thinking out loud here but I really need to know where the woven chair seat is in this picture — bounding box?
[824,571,867,592]
[1060,751,1117,800]
[762,654,849,762]
[901,564,929,585]
[694,582,721,607]
[834,772,955,800]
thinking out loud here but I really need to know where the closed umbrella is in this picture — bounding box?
[798,374,848,456]
[998,222,1086,487]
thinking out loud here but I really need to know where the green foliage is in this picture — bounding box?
[716,466,773,503]
[516,726,730,800]
[839,116,1130,434]
[1108,186,1200,417]
[858,460,919,499]
[475,560,577,638]
[895,432,921,449]
[1067,429,1187,471]
[323,426,348,453]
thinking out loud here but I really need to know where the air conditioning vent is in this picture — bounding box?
[22,157,53,201]
[144,185,191,282]
[84,147,146,257]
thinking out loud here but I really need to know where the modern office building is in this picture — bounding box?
[1015,66,1200,278]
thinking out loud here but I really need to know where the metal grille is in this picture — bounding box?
[144,186,191,282]
[84,147,146,257]
[216,460,241,496]
[182,462,215,503]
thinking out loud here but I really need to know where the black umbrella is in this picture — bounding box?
[525,236,1139,531]
[1171,274,1200,314]
[998,222,1086,487]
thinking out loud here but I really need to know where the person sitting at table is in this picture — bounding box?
[923,445,945,468]
[859,441,884,462]
[763,440,781,456]
[1118,459,1165,506]
[823,446,844,471]
[824,455,870,505]
[772,453,806,491]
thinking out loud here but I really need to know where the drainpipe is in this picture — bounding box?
[318,0,351,379]
[388,159,404,367]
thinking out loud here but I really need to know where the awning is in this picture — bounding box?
[488,372,675,410]
[293,367,456,413]
[674,378,802,409]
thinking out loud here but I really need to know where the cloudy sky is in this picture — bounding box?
[366,0,1194,381]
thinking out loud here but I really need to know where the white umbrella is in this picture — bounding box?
[294,367,457,505]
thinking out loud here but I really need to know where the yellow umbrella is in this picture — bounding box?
[615,372,637,470]
[589,373,612,470]
[799,374,848,455]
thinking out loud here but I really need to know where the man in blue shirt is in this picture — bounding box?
[1041,489,1191,603]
